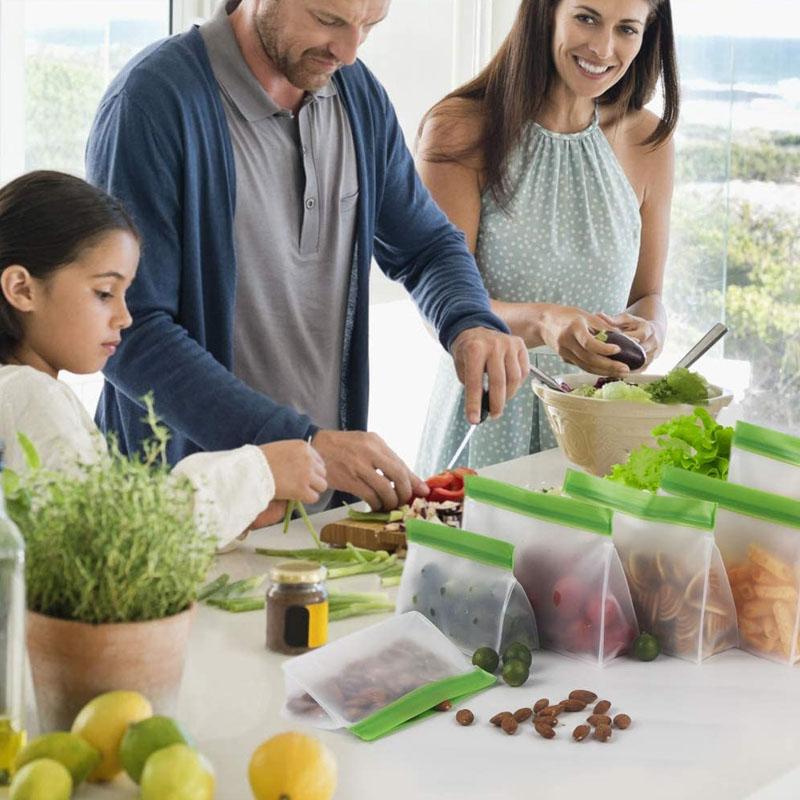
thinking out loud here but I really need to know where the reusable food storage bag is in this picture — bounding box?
[462,476,638,666]
[563,469,738,663]
[729,421,800,499]
[281,611,495,740]
[395,519,538,655]
[661,466,800,665]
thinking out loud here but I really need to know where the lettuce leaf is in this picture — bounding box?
[643,367,710,404]
[607,408,732,492]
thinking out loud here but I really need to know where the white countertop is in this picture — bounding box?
[65,449,799,799]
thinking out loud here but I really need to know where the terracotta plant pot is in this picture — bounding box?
[26,604,196,732]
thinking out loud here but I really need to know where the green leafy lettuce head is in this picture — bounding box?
[4,395,216,624]
[644,368,711,404]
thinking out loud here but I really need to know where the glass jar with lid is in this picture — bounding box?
[266,560,328,655]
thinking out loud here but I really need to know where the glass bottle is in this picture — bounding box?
[0,442,26,784]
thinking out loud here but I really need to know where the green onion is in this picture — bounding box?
[197,574,230,601]
[207,596,266,613]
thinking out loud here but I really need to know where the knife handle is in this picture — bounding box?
[479,389,491,423]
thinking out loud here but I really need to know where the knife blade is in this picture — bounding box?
[446,390,491,471]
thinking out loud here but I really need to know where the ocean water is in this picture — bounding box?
[677,36,800,132]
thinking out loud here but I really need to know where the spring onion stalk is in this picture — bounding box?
[207,596,266,613]
[380,574,402,588]
[197,574,230,601]
[295,501,322,548]
[326,555,397,580]
[217,574,266,598]
[329,603,394,621]
[346,507,406,523]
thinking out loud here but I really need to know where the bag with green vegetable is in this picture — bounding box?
[462,475,638,666]
[563,469,738,663]
[729,421,800,499]
[394,519,538,656]
[281,611,495,740]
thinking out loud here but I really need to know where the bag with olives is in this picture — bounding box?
[281,611,496,740]
[395,519,538,657]
[462,475,638,666]
[563,469,738,663]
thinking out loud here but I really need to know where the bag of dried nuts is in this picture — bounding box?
[395,519,539,656]
[564,469,739,663]
[662,466,800,666]
[281,611,496,740]
[462,475,638,666]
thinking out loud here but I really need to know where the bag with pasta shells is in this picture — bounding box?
[563,469,738,663]
[662,466,800,665]
[729,421,800,499]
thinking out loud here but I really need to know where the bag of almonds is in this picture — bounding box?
[462,475,638,666]
[281,611,496,740]
[563,469,738,663]
[729,421,800,499]
[662,466,800,665]
[395,519,538,655]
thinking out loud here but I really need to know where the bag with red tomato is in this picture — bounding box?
[395,519,538,657]
[462,475,638,666]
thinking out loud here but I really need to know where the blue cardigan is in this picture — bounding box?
[86,27,507,463]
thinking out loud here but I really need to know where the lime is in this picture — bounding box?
[502,641,532,669]
[501,658,530,687]
[15,732,100,786]
[9,758,72,800]
[633,632,661,662]
[71,689,152,781]
[471,646,499,674]
[140,744,214,800]
[120,716,191,784]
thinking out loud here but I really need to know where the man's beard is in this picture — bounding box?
[255,5,338,90]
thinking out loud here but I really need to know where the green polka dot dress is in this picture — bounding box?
[416,109,642,475]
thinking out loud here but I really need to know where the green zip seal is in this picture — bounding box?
[405,518,513,570]
[734,420,800,467]
[464,474,612,536]
[661,466,800,529]
[349,667,496,741]
[563,468,716,530]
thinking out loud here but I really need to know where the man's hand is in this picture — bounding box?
[311,430,429,511]
[450,328,530,424]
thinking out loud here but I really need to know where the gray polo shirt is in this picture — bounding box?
[200,4,358,435]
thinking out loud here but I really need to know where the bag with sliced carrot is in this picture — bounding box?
[661,466,800,665]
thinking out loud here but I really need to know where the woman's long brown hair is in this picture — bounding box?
[420,0,680,207]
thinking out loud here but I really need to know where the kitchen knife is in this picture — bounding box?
[446,390,491,471]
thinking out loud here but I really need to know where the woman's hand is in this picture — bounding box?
[596,311,660,364]
[259,440,327,505]
[537,305,631,377]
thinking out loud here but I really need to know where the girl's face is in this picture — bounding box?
[17,230,139,377]
[551,0,651,100]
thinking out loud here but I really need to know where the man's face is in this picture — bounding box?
[255,0,390,90]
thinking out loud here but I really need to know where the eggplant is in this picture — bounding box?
[595,329,646,370]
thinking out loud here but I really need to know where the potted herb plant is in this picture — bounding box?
[4,399,216,732]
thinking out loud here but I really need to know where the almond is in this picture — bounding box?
[593,699,611,715]
[434,700,452,712]
[513,707,533,723]
[568,689,598,704]
[593,724,612,742]
[533,698,550,713]
[563,698,587,712]
[501,716,519,735]
[587,714,612,727]
[572,724,591,741]
[613,713,631,730]
[534,722,556,739]
[490,712,511,727]
[456,709,474,726]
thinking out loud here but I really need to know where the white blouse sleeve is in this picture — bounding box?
[172,444,276,550]
[0,367,106,476]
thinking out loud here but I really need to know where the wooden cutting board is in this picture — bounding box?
[320,518,407,553]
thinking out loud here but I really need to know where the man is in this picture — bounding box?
[86,0,529,511]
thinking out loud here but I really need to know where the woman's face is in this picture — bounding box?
[551,0,651,100]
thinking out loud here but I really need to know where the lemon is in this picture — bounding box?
[15,732,100,786]
[120,715,191,784]
[70,690,152,781]
[9,758,72,800]
[249,732,337,800]
[139,743,214,800]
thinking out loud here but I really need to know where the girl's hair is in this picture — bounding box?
[0,170,139,361]
[420,0,679,207]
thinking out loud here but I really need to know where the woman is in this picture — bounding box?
[416,0,679,474]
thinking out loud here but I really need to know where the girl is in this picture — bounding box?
[415,0,679,474]
[0,170,327,547]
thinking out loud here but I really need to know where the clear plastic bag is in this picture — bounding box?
[729,421,800,499]
[281,611,495,740]
[662,466,800,665]
[395,519,538,656]
[462,475,638,666]
[564,469,738,663]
